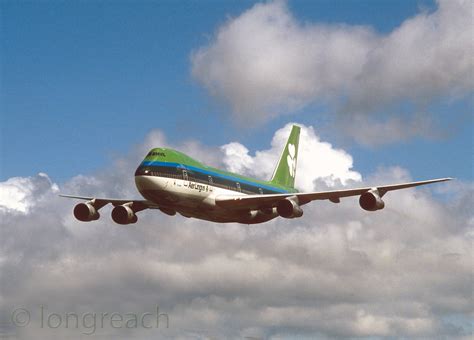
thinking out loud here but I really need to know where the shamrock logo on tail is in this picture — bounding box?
[287,143,296,177]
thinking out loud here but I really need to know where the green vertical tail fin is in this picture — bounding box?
[270,125,301,188]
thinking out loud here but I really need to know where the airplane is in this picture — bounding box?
[61,125,452,225]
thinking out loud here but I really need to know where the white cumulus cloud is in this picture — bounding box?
[221,123,361,191]
[191,0,473,143]
[0,173,58,214]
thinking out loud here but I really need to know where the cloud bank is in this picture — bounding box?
[191,0,473,143]
[1,125,472,339]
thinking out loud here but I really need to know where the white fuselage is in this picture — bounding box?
[135,175,278,224]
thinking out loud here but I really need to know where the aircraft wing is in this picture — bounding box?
[59,194,160,209]
[215,178,452,210]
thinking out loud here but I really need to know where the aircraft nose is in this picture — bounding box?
[135,175,166,192]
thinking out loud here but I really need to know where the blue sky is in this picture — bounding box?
[1,0,472,183]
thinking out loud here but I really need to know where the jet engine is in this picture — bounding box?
[73,202,100,222]
[276,198,303,218]
[359,190,385,211]
[111,204,138,225]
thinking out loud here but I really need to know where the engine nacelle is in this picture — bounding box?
[73,202,100,222]
[359,190,385,211]
[276,198,303,218]
[111,205,138,225]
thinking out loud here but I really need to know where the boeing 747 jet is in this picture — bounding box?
[61,126,451,224]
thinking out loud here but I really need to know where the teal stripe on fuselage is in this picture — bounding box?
[141,161,289,193]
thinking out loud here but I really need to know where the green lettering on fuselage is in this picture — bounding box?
[147,151,166,157]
